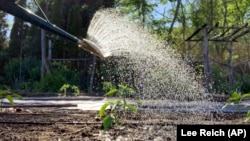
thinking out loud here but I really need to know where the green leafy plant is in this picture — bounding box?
[228,92,250,104]
[35,71,66,93]
[246,111,250,122]
[223,91,250,121]
[59,84,80,97]
[71,85,80,96]
[102,82,115,93]
[0,90,23,112]
[99,83,139,131]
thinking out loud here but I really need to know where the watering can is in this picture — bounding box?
[0,0,105,59]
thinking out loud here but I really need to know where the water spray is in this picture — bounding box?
[0,0,107,59]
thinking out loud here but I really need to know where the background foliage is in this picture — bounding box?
[0,0,250,95]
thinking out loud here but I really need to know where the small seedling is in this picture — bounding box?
[227,92,250,104]
[223,91,250,121]
[0,90,23,112]
[99,83,139,130]
[59,84,80,97]
[245,111,250,122]
[223,92,250,108]
[71,85,80,96]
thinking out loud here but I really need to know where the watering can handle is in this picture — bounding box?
[0,0,105,59]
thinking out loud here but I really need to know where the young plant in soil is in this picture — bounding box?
[59,84,80,97]
[223,91,250,121]
[246,111,250,122]
[99,83,139,131]
[0,90,23,112]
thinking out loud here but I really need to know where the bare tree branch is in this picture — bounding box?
[168,0,181,34]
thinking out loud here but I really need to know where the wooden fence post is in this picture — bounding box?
[203,27,211,92]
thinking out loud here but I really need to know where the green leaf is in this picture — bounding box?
[127,87,135,94]
[118,84,127,90]
[227,92,240,103]
[60,84,70,92]
[0,90,9,98]
[247,110,250,118]
[11,93,23,100]
[245,110,250,122]
[232,92,240,98]
[99,102,111,118]
[105,89,118,96]
[102,82,114,92]
[241,93,250,100]
[6,95,14,105]
[103,115,113,131]
[124,103,137,112]
[71,85,80,94]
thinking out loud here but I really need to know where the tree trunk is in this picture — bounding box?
[169,0,181,35]
[139,0,146,29]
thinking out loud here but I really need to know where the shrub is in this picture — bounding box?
[34,71,66,92]
[4,57,40,90]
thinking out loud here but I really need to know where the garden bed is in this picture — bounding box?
[0,107,247,141]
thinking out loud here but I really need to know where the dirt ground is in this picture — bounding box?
[0,106,248,141]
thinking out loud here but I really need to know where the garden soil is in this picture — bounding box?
[0,106,247,141]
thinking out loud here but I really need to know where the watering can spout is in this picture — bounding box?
[0,0,106,59]
[78,39,106,59]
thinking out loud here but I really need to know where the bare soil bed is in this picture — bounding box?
[0,107,247,141]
